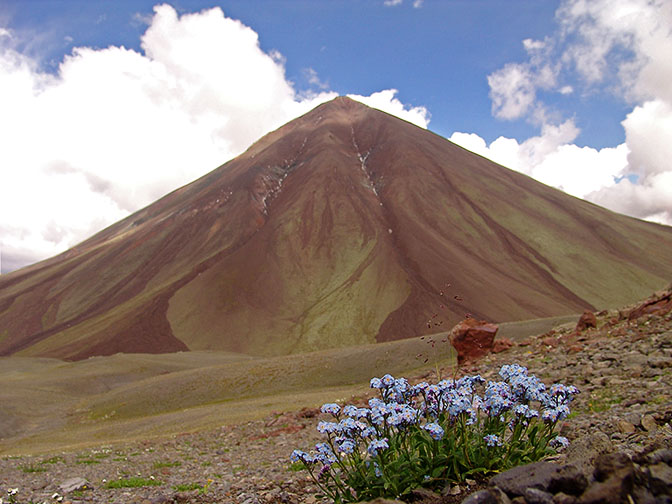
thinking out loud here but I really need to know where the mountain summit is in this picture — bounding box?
[2,96,671,360]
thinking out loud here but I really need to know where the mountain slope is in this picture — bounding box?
[1,96,671,359]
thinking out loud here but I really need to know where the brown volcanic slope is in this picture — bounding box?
[1,96,672,360]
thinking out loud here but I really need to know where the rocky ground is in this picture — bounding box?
[1,288,671,504]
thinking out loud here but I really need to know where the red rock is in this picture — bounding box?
[558,332,577,345]
[576,310,597,331]
[541,336,559,348]
[567,344,583,354]
[492,338,514,353]
[450,318,498,364]
[627,290,672,320]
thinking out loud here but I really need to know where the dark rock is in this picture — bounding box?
[647,449,672,465]
[577,472,633,504]
[411,487,441,500]
[461,489,499,504]
[565,431,613,478]
[593,452,632,482]
[649,462,672,495]
[548,464,588,496]
[631,486,657,504]
[552,493,578,504]
[490,461,558,497]
[524,487,554,504]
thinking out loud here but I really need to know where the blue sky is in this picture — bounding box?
[1,0,671,272]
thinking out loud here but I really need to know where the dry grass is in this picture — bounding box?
[0,314,577,456]
[0,332,457,455]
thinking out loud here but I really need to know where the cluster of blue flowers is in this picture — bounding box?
[291,365,578,502]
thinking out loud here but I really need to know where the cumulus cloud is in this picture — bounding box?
[478,0,672,226]
[347,89,430,128]
[0,4,427,273]
[450,126,629,200]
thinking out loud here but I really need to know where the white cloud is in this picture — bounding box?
[488,63,538,121]
[347,89,430,129]
[303,67,329,89]
[450,125,628,199]
[0,4,428,273]
[588,98,672,223]
[482,0,672,226]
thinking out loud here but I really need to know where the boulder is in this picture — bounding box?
[576,310,597,332]
[449,318,498,364]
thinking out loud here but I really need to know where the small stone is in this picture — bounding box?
[552,493,577,504]
[542,336,559,348]
[411,487,440,500]
[616,419,636,434]
[623,412,642,426]
[524,487,554,504]
[150,496,172,504]
[492,338,514,353]
[461,489,499,504]
[648,356,671,368]
[649,462,672,494]
[642,414,658,431]
[59,477,92,493]
[449,484,462,495]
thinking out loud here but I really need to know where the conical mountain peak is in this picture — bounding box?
[1,99,671,360]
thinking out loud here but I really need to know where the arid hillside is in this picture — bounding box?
[1,96,671,359]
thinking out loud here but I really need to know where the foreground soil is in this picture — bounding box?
[1,296,671,503]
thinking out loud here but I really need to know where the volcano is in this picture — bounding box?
[1,96,671,360]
